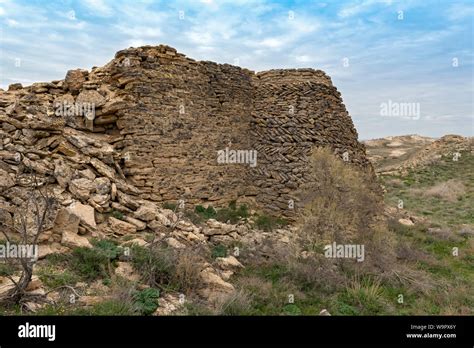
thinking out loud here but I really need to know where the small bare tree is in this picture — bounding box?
[0,173,54,305]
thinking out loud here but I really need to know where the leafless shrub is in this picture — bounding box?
[295,147,395,274]
[297,147,383,249]
[173,248,207,294]
[0,174,55,304]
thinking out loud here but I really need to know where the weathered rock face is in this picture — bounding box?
[0,44,374,222]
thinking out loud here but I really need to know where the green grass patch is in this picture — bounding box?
[211,244,227,259]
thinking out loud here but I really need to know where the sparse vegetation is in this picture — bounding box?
[192,201,250,224]
[221,147,473,316]
[110,209,125,220]
[382,151,473,226]
[38,267,79,289]
[253,214,288,231]
[130,244,206,294]
[211,244,227,259]
[69,240,121,281]
[194,205,217,220]
[130,244,177,290]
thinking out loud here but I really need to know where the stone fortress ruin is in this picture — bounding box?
[0,44,373,220]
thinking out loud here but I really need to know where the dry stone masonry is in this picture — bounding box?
[250,69,372,215]
[0,44,374,225]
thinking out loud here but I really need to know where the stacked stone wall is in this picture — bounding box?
[0,44,374,219]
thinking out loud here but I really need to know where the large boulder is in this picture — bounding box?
[199,267,235,303]
[133,205,156,222]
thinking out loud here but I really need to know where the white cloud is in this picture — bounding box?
[116,25,162,39]
[447,3,474,22]
[6,18,18,26]
[338,0,393,18]
[83,0,113,17]
[259,37,286,48]
[294,55,313,63]
[186,31,213,45]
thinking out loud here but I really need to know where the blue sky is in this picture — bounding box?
[0,0,472,139]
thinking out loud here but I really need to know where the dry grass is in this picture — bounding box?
[424,179,466,202]
[346,275,383,301]
[131,243,209,293]
[396,240,434,262]
[173,249,207,294]
[214,289,254,315]
[391,266,436,295]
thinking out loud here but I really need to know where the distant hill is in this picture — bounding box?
[363,134,473,174]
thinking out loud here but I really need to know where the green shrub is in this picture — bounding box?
[334,276,387,315]
[185,205,218,225]
[195,205,217,219]
[215,202,250,224]
[44,253,70,266]
[184,210,204,225]
[70,239,120,281]
[0,240,19,276]
[211,244,227,259]
[187,202,250,225]
[38,267,79,289]
[130,245,205,293]
[283,304,302,316]
[93,239,122,259]
[0,263,17,277]
[253,214,288,231]
[133,288,160,315]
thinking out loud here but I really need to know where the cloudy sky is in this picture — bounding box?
[0,0,472,139]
